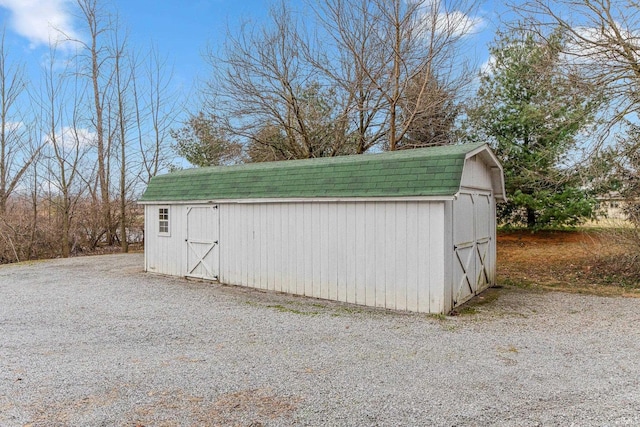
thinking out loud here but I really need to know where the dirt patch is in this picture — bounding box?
[128,388,301,427]
[497,230,640,296]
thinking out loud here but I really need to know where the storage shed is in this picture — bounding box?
[139,143,505,314]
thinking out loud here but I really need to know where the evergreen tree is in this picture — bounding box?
[466,29,601,228]
[170,112,243,167]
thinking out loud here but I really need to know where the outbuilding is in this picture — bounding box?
[139,143,505,314]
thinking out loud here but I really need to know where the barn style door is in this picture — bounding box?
[452,192,492,307]
[186,205,220,281]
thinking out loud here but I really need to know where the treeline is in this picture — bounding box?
[2,0,640,265]
[0,0,177,263]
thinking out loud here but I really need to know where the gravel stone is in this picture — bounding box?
[1,253,639,426]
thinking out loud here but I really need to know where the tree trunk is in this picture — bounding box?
[62,199,70,258]
[527,207,536,229]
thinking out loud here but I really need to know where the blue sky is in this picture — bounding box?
[0,0,508,106]
[0,0,272,91]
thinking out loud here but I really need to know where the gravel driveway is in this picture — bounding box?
[1,254,639,426]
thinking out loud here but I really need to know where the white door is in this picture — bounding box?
[452,192,492,307]
[186,205,220,280]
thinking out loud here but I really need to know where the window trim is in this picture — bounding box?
[158,206,170,236]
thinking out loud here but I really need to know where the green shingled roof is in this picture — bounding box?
[139,143,488,202]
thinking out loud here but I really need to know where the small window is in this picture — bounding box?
[158,207,170,235]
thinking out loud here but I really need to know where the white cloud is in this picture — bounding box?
[565,24,640,65]
[416,1,485,39]
[436,10,484,37]
[3,121,24,133]
[45,126,96,149]
[0,0,80,48]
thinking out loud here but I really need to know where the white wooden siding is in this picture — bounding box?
[461,156,493,191]
[145,205,188,277]
[218,201,447,313]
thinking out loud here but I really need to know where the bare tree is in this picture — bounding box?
[136,44,180,182]
[74,0,115,245]
[310,0,387,153]
[397,68,459,148]
[40,45,90,258]
[0,30,41,214]
[206,2,356,160]
[111,22,132,252]
[205,0,480,157]
[516,0,640,126]
[312,0,480,151]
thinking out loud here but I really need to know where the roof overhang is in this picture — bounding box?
[138,195,456,205]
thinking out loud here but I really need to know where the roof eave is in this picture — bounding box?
[138,195,457,205]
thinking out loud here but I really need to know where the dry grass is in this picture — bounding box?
[497,229,640,297]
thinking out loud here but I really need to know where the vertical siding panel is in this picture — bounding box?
[319,203,329,300]
[143,206,150,272]
[268,204,274,291]
[297,202,304,296]
[336,203,347,302]
[239,205,246,286]
[405,202,419,312]
[278,204,285,293]
[384,203,396,310]
[329,203,338,300]
[430,203,445,312]
[225,204,234,284]
[355,203,367,306]
[225,205,233,284]
[252,204,259,288]
[260,204,268,289]
[180,205,187,276]
[219,205,226,282]
[145,206,151,272]
[345,203,357,304]
[226,205,231,283]
[243,205,249,286]
[416,203,430,313]
[365,202,377,308]
[303,203,313,296]
[225,205,232,284]
[234,206,241,284]
[374,203,386,308]
[171,206,179,276]
[283,203,293,294]
[288,202,295,293]
[255,204,260,288]
[291,203,305,295]
[248,205,255,287]
[267,203,282,291]
[242,206,248,286]
[311,203,320,298]
[168,206,174,274]
[257,205,264,289]
[182,206,189,275]
[259,203,266,289]
[142,205,151,271]
[229,203,239,285]
[232,205,238,283]
[396,202,410,311]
